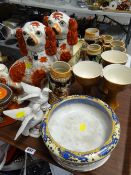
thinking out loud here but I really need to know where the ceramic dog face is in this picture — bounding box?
[16,21,56,56]
[44,12,78,46]
[22,21,46,52]
[47,12,70,39]
[9,21,57,87]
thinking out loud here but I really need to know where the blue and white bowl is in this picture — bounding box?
[41,96,120,172]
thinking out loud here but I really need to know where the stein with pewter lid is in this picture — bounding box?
[111,39,126,53]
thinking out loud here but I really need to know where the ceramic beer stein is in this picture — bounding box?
[101,35,113,52]
[111,46,126,53]
[49,61,72,100]
[102,35,113,45]
[87,44,102,62]
[85,28,99,44]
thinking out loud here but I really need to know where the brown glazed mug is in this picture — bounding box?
[111,46,126,53]
[85,28,99,44]
[87,44,102,62]
[111,40,125,48]
[49,61,72,99]
[102,44,111,52]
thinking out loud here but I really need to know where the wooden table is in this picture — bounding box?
[0,87,130,175]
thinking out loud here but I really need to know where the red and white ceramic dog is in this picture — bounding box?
[44,12,78,62]
[9,21,57,87]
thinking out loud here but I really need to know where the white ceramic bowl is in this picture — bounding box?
[42,96,120,172]
[72,61,103,87]
[73,61,102,79]
[103,64,131,85]
[101,50,128,65]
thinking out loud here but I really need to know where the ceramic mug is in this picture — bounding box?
[85,28,99,44]
[87,44,102,62]
[111,46,126,53]
[102,35,113,44]
[72,61,103,95]
[111,40,125,48]
[102,44,111,51]
[49,61,72,99]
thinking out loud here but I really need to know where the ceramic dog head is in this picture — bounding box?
[44,12,78,46]
[16,21,57,56]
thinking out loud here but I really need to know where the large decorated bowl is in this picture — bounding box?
[41,96,120,172]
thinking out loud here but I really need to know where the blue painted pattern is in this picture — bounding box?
[41,96,120,163]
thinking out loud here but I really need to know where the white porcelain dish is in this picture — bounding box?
[41,96,120,172]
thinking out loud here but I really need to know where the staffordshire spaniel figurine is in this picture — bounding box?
[44,12,78,62]
[9,21,57,87]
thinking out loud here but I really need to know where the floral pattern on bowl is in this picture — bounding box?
[41,95,120,164]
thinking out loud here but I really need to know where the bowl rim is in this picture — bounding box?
[85,28,99,33]
[72,61,103,79]
[111,40,125,47]
[102,34,113,39]
[87,44,101,51]
[111,45,126,52]
[103,64,131,85]
[41,95,120,163]
[101,50,128,64]
[51,61,71,75]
